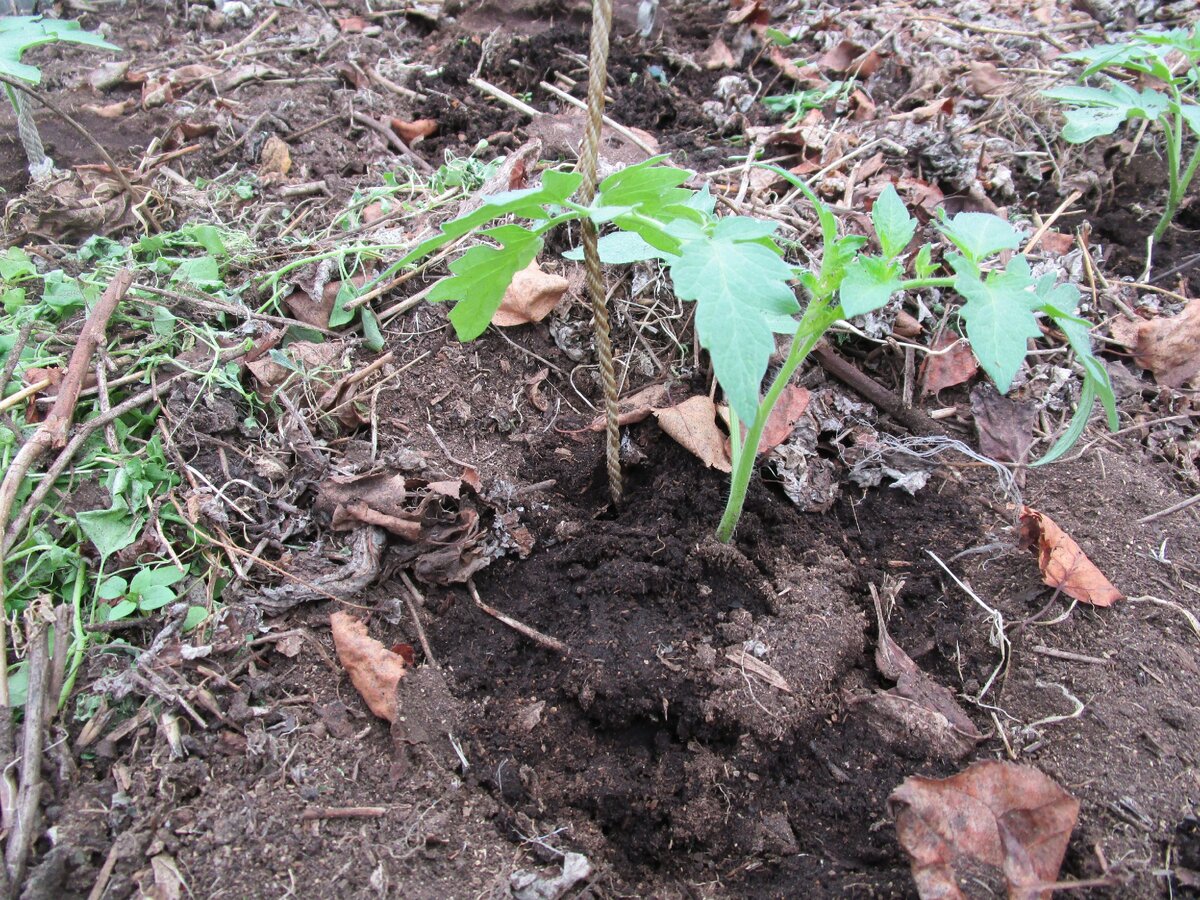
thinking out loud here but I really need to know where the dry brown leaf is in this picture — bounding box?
[700,37,736,70]
[88,59,132,91]
[758,385,811,454]
[1028,230,1075,255]
[337,15,368,32]
[922,332,978,395]
[330,612,407,722]
[1019,507,1123,606]
[654,395,732,473]
[492,262,569,327]
[889,760,1080,900]
[1111,299,1200,388]
[81,98,137,118]
[768,45,825,86]
[967,61,1009,96]
[893,310,923,338]
[168,63,220,87]
[972,384,1035,463]
[818,40,882,77]
[389,117,438,144]
[259,135,291,177]
[573,382,674,433]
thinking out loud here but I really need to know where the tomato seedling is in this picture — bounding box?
[372,158,1116,541]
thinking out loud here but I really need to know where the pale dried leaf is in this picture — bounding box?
[1112,299,1200,388]
[492,262,569,327]
[654,396,732,472]
[330,612,408,722]
[259,135,292,176]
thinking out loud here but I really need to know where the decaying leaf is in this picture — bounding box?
[971,384,1035,464]
[922,332,978,395]
[1110,299,1200,388]
[259,135,292,177]
[331,611,407,722]
[390,117,438,144]
[758,385,811,454]
[492,262,569,327]
[81,98,137,118]
[700,37,736,70]
[850,582,981,760]
[818,40,882,76]
[654,395,732,472]
[1019,507,1123,607]
[967,61,1009,97]
[889,760,1080,900]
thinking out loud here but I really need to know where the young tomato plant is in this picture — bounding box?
[1043,25,1200,242]
[384,157,1116,541]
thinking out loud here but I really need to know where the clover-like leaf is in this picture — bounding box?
[428,224,543,340]
[872,185,916,260]
[839,255,902,318]
[670,234,800,423]
[953,257,1042,393]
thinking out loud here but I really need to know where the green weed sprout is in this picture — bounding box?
[0,15,119,177]
[1043,26,1200,242]
[373,157,1116,541]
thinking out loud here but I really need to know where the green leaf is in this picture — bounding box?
[107,599,137,621]
[41,271,93,315]
[76,508,142,560]
[130,566,186,594]
[96,575,128,601]
[953,257,1042,393]
[1179,103,1200,137]
[1032,377,1096,467]
[871,184,916,260]
[0,247,36,282]
[183,605,209,631]
[183,224,229,257]
[136,586,176,611]
[397,169,582,267]
[360,308,385,352]
[170,255,222,290]
[562,231,670,264]
[1043,82,1169,142]
[913,244,936,279]
[428,224,543,340]
[839,255,903,317]
[670,234,800,422]
[327,279,359,328]
[938,212,1021,263]
[593,156,693,217]
[0,16,119,84]
[151,304,176,339]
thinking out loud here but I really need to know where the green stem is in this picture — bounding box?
[1153,113,1184,242]
[60,562,87,710]
[715,303,838,543]
[899,277,955,291]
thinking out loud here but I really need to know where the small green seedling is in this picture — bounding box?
[1043,26,1200,242]
[763,81,853,126]
[1,15,119,176]
[98,566,187,621]
[376,158,1115,541]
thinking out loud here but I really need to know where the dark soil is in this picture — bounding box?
[5,0,1200,898]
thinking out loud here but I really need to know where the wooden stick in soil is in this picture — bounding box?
[466,579,571,656]
[5,614,49,890]
[578,0,622,505]
[811,341,943,438]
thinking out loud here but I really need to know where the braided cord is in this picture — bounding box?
[8,86,51,180]
[579,0,622,505]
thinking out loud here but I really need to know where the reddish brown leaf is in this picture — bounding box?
[922,332,978,395]
[389,117,438,144]
[492,262,569,327]
[331,612,408,722]
[767,45,825,86]
[889,760,1080,900]
[654,396,732,472]
[1019,506,1123,606]
[758,385,811,454]
[1111,299,1200,388]
[818,41,882,77]
[893,311,923,338]
[700,37,736,70]
[337,16,368,32]
[1029,230,1075,255]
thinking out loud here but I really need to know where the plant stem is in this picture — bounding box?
[1153,113,1183,242]
[715,304,838,543]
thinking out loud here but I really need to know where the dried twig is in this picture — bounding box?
[6,613,49,889]
[466,579,571,656]
[349,111,433,174]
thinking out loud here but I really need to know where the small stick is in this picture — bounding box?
[1138,492,1200,525]
[350,111,433,174]
[301,805,388,820]
[215,9,279,59]
[1031,645,1111,666]
[469,76,541,118]
[6,614,49,888]
[0,321,33,400]
[466,579,571,656]
[537,80,657,157]
[0,377,52,415]
[811,341,942,437]
[399,572,438,666]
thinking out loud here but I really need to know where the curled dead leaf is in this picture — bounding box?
[81,98,137,119]
[967,61,1009,97]
[1019,506,1123,606]
[921,332,978,395]
[492,262,569,327]
[889,760,1080,900]
[758,385,810,454]
[1110,299,1200,388]
[654,395,732,472]
[389,117,438,144]
[330,612,408,722]
[259,135,292,177]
